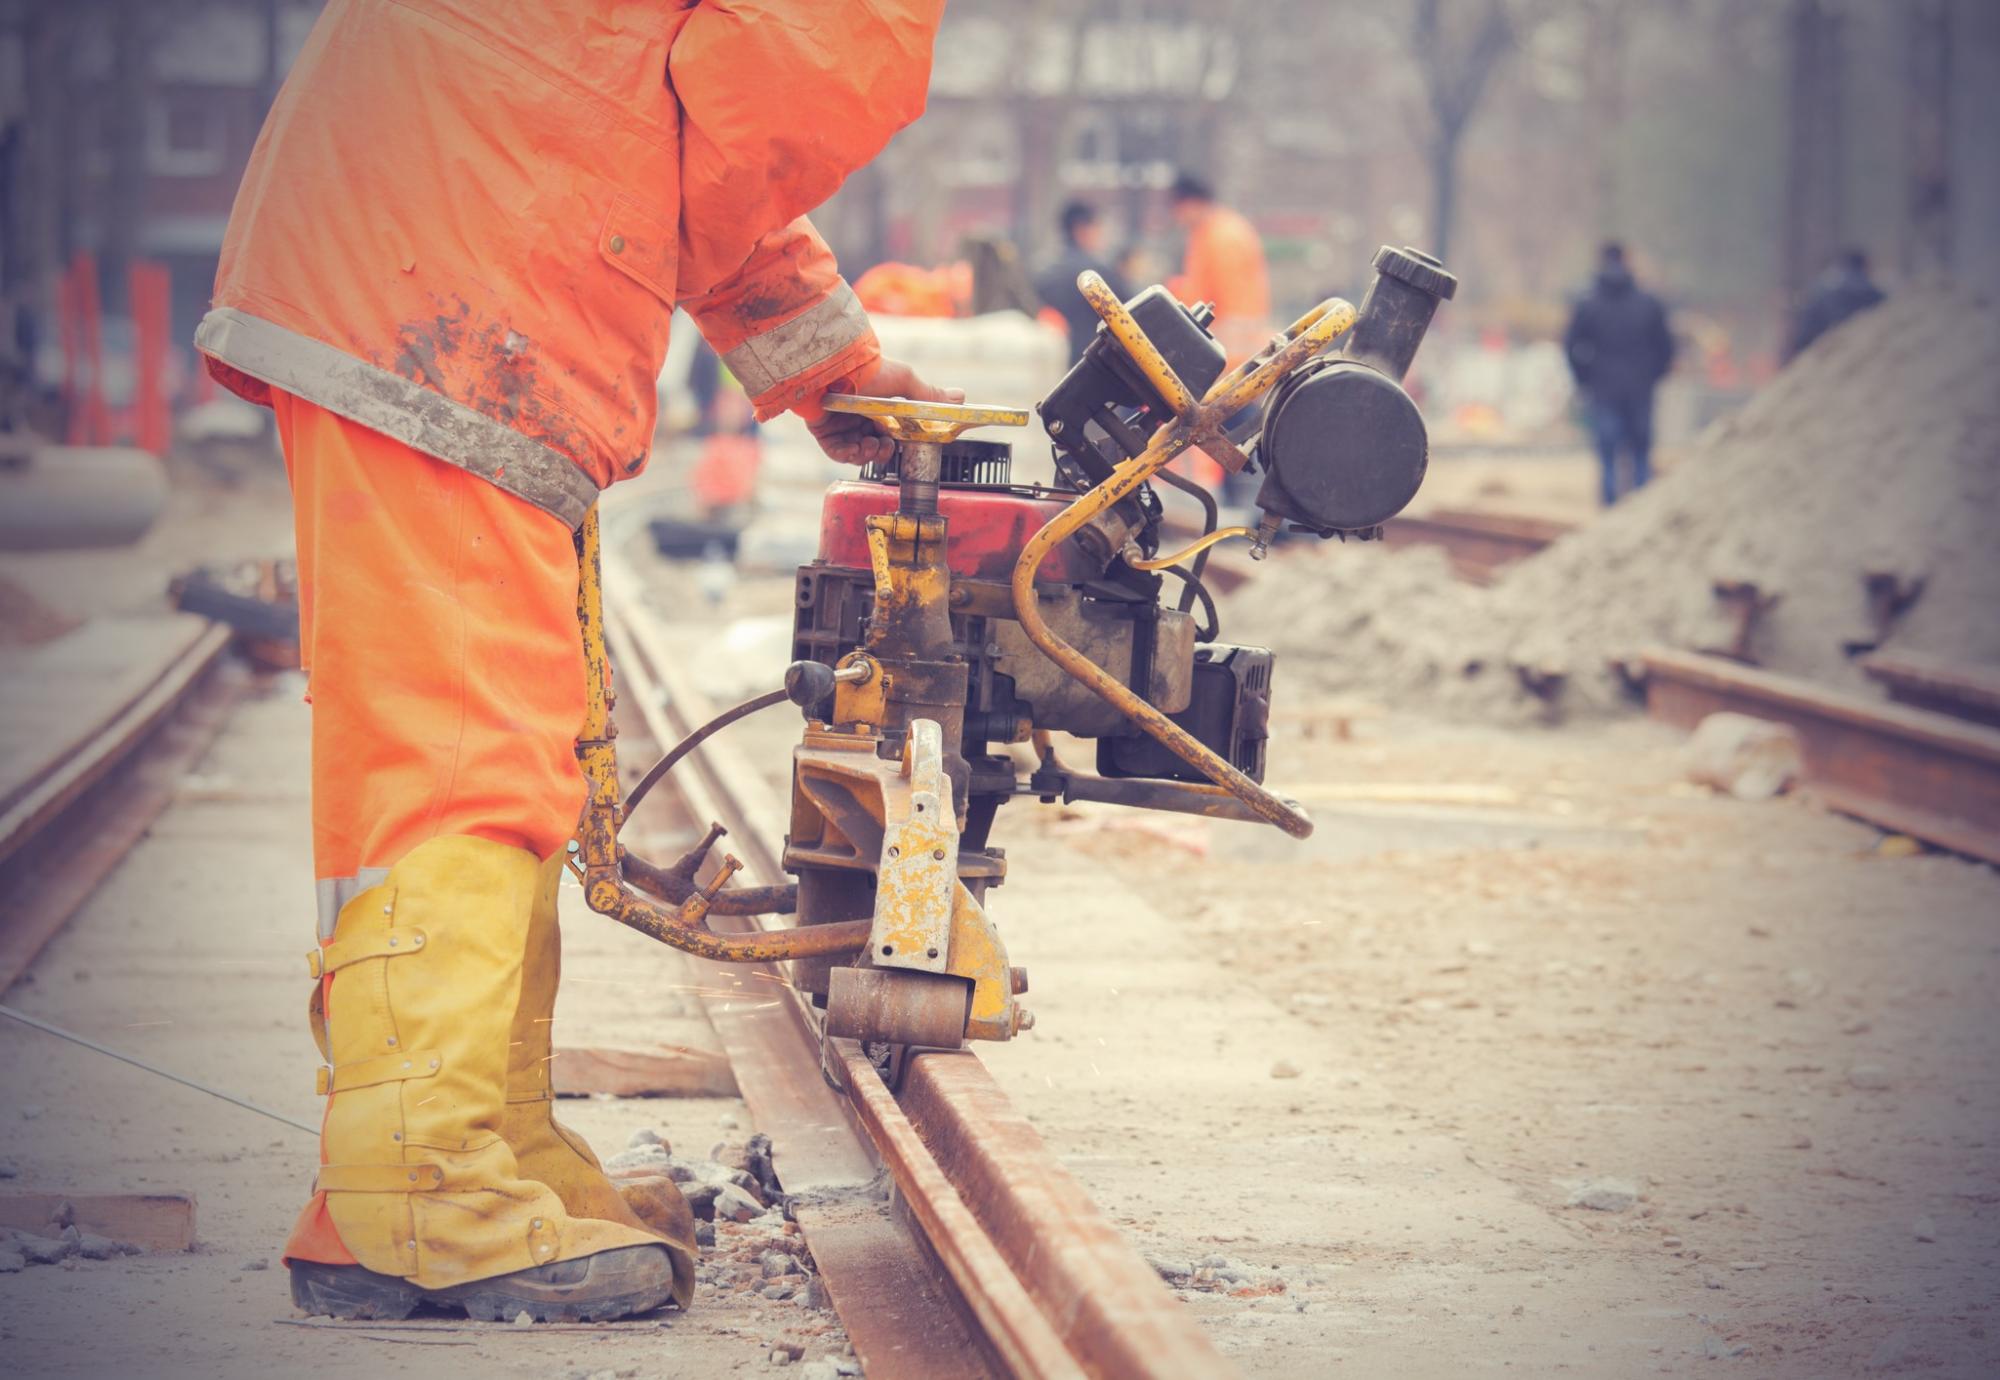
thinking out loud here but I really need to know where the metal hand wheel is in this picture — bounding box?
[819,394,1029,444]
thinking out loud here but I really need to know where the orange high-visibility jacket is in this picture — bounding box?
[1172,205,1272,367]
[196,0,944,528]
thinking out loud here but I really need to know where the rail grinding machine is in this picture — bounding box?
[571,247,1457,1056]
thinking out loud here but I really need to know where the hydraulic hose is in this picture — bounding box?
[1126,526,1250,572]
[623,686,788,818]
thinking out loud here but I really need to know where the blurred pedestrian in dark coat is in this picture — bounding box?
[1036,201,1129,363]
[1790,249,1885,359]
[1564,243,1674,505]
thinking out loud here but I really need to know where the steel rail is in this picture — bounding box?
[0,622,245,993]
[1858,651,2000,730]
[599,543,1237,1380]
[0,620,233,868]
[1379,507,1572,584]
[1642,646,2000,864]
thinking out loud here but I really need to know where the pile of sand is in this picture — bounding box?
[1226,285,2000,722]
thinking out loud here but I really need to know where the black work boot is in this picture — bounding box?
[289,1243,679,1322]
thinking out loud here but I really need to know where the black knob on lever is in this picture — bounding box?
[783,659,837,709]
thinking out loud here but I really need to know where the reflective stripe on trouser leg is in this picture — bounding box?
[316,870,391,943]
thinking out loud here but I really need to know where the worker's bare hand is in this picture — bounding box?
[808,359,965,466]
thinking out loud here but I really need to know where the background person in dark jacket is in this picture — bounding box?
[1790,248,1886,358]
[1565,242,1675,505]
[1037,201,1130,363]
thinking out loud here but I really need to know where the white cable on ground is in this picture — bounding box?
[0,1001,318,1135]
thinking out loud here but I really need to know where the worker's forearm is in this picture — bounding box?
[682,218,880,420]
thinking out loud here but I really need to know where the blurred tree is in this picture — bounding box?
[1578,0,1628,239]
[1404,0,1518,266]
[1901,0,1952,278]
[1782,0,1846,311]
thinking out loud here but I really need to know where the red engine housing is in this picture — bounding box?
[816,480,1093,583]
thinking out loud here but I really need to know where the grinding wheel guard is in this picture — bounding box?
[1007,275,1354,840]
[793,718,1027,1043]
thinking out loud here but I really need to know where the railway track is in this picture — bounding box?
[1643,647,2000,865]
[0,616,247,993]
[14,549,1996,1375]
[1378,506,1572,583]
[600,543,1235,1379]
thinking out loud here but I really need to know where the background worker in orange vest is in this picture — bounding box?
[193,0,954,1324]
[1166,171,1272,492]
[1167,171,1272,371]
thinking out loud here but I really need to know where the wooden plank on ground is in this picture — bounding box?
[552,1045,739,1098]
[0,1191,197,1252]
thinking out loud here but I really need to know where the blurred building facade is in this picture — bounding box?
[1,0,318,358]
[814,0,2000,378]
[3,0,1994,428]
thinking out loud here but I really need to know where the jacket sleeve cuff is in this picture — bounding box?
[721,281,881,421]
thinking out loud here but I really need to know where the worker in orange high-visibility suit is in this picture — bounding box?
[1167,171,1272,368]
[1165,171,1272,490]
[194,0,953,1324]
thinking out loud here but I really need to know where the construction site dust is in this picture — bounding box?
[3,3,1999,1379]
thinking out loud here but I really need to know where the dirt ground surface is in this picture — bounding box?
[974,718,1999,1378]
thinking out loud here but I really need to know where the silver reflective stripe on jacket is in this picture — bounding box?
[315,868,392,942]
[195,308,601,529]
[719,280,870,399]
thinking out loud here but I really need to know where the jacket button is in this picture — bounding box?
[609,234,626,254]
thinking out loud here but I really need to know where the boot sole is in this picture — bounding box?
[290,1244,677,1323]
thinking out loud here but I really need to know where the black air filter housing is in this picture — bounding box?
[1252,245,1457,535]
[1254,359,1428,533]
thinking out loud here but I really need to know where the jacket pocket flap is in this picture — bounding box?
[600,192,677,302]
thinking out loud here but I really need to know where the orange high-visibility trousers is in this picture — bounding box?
[273,390,588,935]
